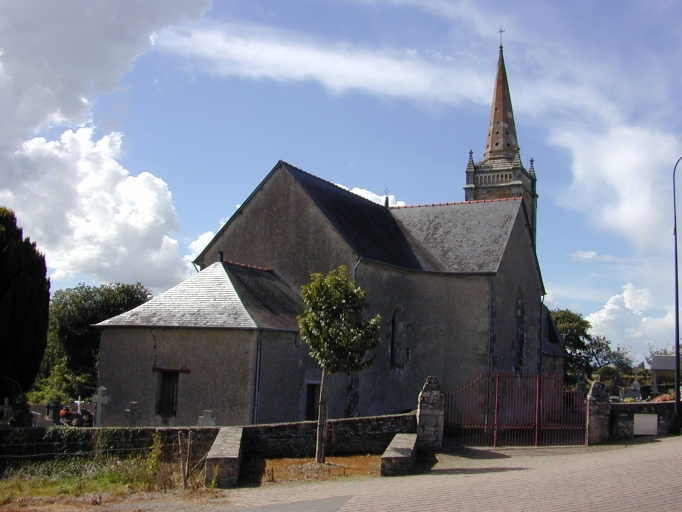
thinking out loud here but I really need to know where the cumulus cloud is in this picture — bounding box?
[184,231,216,268]
[0,1,210,291]
[0,127,187,290]
[587,283,673,352]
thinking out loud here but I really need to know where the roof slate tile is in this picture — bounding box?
[96,262,303,330]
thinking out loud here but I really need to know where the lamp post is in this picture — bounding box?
[673,156,682,436]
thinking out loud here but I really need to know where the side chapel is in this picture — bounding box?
[97,47,564,427]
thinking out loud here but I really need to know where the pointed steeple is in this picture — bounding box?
[483,46,518,161]
[463,45,538,243]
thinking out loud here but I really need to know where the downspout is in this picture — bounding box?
[487,276,495,373]
[352,257,362,281]
[252,330,264,424]
[539,295,545,375]
[485,276,494,428]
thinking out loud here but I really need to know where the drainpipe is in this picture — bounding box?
[352,257,362,281]
[485,276,494,428]
[487,277,494,373]
[539,295,545,375]
[252,330,264,425]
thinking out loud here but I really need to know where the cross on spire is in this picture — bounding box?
[498,27,505,47]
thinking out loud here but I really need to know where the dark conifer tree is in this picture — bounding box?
[0,207,50,395]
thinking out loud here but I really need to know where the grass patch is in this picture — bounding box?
[0,434,200,506]
[0,457,150,500]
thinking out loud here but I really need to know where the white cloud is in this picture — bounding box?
[156,22,490,106]
[0,1,210,292]
[570,250,625,263]
[0,128,187,291]
[184,231,216,268]
[587,283,673,353]
[334,184,407,207]
[554,126,680,251]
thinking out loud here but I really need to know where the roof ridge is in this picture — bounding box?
[279,160,387,209]
[390,197,521,209]
[215,260,274,272]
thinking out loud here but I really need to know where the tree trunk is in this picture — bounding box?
[315,367,328,464]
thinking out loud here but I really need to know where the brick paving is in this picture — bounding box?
[102,437,682,511]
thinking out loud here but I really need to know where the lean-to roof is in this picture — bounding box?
[96,261,303,331]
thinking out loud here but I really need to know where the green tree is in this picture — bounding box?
[29,282,151,402]
[0,207,50,396]
[586,335,633,373]
[551,309,592,382]
[297,265,381,463]
[551,309,633,384]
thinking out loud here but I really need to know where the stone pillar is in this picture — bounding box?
[416,376,445,449]
[586,381,610,445]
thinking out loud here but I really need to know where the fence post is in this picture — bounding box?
[493,375,500,447]
[417,376,445,450]
[535,375,541,446]
[586,381,610,445]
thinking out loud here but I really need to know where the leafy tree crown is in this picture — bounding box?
[297,265,381,375]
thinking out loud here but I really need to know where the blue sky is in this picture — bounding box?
[1,0,681,362]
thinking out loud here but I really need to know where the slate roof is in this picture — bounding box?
[96,262,304,331]
[390,198,522,273]
[281,162,422,270]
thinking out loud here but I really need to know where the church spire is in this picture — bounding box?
[483,45,518,161]
[464,45,538,243]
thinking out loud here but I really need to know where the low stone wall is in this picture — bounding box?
[1,413,416,474]
[240,413,417,459]
[610,402,675,440]
[0,426,220,472]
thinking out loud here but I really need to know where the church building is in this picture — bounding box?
[96,47,563,427]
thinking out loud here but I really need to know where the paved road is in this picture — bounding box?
[103,437,682,512]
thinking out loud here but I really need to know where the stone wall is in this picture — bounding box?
[1,413,416,473]
[0,427,220,472]
[98,327,258,427]
[610,402,675,440]
[240,412,417,460]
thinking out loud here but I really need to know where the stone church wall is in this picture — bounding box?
[98,327,258,427]
[256,330,321,424]
[197,166,357,290]
[342,261,491,416]
[491,208,543,374]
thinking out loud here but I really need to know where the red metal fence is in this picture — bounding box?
[443,373,586,447]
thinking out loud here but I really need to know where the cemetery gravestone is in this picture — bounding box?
[92,386,111,427]
[0,398,12,420]
[197,410,216,426]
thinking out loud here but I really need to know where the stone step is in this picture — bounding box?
[380,433,418,476]
[205,426,244,487]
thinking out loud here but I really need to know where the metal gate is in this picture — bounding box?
[443,373,586,447]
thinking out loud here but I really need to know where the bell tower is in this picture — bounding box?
[463,45,538,240]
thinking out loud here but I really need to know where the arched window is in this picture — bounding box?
[515,287,525,372]
[390,307,406,368]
